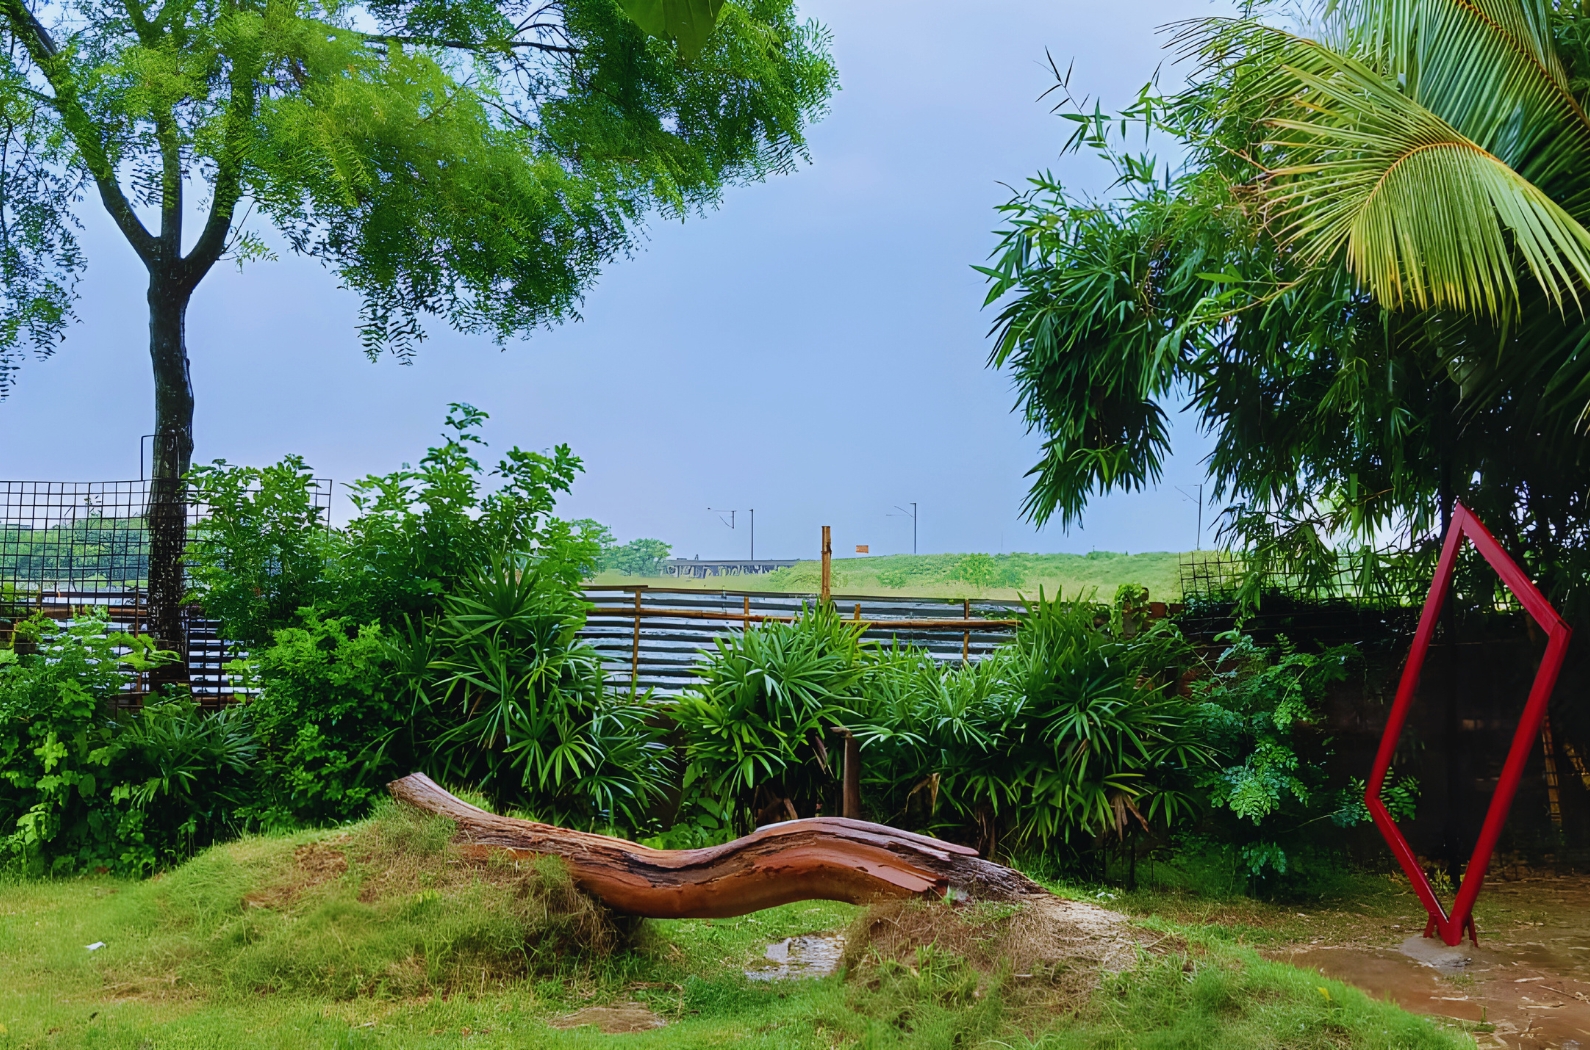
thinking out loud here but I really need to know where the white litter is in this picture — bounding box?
[85,942,105,952]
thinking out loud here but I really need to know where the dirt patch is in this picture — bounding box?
[240,839,349,910]
[844,893,1150,979]
[549,1003,668,1033]
[1271,876,1590,1049]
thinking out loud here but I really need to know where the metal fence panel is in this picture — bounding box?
[581,586,1023,694]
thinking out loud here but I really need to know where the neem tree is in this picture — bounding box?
[0,0,833,642]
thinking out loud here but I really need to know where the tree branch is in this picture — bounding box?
[179,31,260,289]
[0,0,157,263]
[155,111,181,256]
[361,32,579,56]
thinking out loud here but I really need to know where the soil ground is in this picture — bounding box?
[1115,872,1590,1050]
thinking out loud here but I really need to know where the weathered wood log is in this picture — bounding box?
[388,773,1046,919]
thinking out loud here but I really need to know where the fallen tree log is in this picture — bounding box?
[388,773,1047,918]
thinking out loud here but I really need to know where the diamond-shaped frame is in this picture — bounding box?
[1368,501,1572,946]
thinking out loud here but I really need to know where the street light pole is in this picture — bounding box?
[892,502,918,554]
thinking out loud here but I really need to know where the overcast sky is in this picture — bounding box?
[0,0,1228,564]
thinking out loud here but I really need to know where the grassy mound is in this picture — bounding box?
[0,826,1478,1048]
[84,801,619,1001]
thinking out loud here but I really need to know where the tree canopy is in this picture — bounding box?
[0,0,834,381]
[980,0,1590,616]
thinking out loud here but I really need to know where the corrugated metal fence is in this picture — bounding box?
[582,586,1024,694]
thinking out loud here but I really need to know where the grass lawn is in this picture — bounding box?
[0,808,1476,1049]
[590,551,1190,604]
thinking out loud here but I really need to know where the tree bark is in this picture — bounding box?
[146,271,194,682]
[388,773,1047,919]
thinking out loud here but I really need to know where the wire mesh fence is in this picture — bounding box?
[0,478,333,595]
[0,478,332,706]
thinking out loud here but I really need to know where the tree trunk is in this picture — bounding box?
[146,273,194,687]
[388,773,1047,919]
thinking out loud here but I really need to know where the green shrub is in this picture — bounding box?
[0,611,253,875]
[673,602,867,830]
[238,611,399,829]
[417,555,672,830]
[856,591,1209,858]
[1190,633,1419,890]
[328,404,601,628]
[185,455,334,647]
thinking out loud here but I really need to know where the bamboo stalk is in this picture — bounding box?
[962,597,970,664]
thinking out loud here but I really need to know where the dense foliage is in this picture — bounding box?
[0,613,253,875]
[979,0,1590,619]
[1190,635,1417,887]
[2,413,1394,887]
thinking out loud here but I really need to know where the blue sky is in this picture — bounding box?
[0,0,1226,565]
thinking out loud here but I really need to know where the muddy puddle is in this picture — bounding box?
[1273,878,1590,1048]
[745,933,845,981]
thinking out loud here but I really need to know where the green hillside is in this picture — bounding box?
[590,550,1187,603]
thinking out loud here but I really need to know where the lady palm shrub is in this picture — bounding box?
[672,602,868,831]
[855,593,1211,857]
[685,590,1212,858]
[414,555,671,832]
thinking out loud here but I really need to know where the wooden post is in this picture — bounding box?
[853,603,861,621]
[832,727,862,820]
[631,588,642,688]
[743,594,751,632]
[820,526,832,605]
[962,597,971,665]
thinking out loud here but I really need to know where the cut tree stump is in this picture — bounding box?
[388,773,1047,918]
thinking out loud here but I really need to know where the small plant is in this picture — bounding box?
[1192,632,1418,890]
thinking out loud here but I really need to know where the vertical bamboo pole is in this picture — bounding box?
[962,597,970,665]
[820,526,832,605]
[743,594,751,632]
[853,603,861,621]
[1543,716,1564,828]
[630,588,642,688]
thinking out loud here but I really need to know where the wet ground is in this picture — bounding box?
[1273,877,1590,1049]
[745,933,846,981]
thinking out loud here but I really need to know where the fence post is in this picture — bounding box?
[743,594,751,632]
[630,588,642,689]
[962,597,970,665]
[820,526,831,605]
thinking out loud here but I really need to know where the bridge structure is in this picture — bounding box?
[660,558,800,578]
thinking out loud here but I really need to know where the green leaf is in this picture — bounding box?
[617,0,725,59]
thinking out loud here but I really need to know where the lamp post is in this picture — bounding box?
[709,507,754,560]
[892,502,918,555]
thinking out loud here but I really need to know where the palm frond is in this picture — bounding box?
[1188,19,1590,316]
[1323,0,1590,193]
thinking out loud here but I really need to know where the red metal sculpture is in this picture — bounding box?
[1367,501,1572,946]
